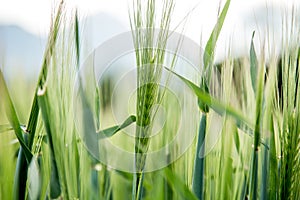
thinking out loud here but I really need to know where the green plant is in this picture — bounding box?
[0,0,299,199]
[129,0,176,199]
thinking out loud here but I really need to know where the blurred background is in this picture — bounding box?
[0,0,299,80]
[0,1,299,199]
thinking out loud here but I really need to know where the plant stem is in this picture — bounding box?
[192,114,207,199]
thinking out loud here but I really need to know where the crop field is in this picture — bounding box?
[0,0,299,199]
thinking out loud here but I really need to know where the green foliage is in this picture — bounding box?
[129,0,177,199]
[249,34,264,200]
[0,0,299,199]
[250,31,258,94]
[99,115,136,137]
[0,71,32,162]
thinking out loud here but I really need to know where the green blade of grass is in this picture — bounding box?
[261,139,269,200]
[166,68,269,148]
[167,68,251,126]
[199,0,231,113]
[220,149,234,199]
[203,0,231,70]
[192,114,207,199]
[193,2,231,198]
[7,3,64,199]
[13,133,29,200]
[26,95,39,150]
[37,86,61,199]
[77,79,99,155]
[233,125,240,153]
[263,50,278,199]
[240,173,248,199]
[269,115,278,199]
[74,9,80,68]
[0,70,32,162]
[26,0,64,151]
[250,31,258,94]
[98,115,136,138]
[249,40,264,200]
[163,168,198,200]
[198,78,209,113]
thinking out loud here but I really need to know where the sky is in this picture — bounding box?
[0,0,299,61]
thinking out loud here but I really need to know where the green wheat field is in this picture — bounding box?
[0,0,299,199]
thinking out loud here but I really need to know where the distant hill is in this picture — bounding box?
[0,25,47,79]
[0,12,126,80]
